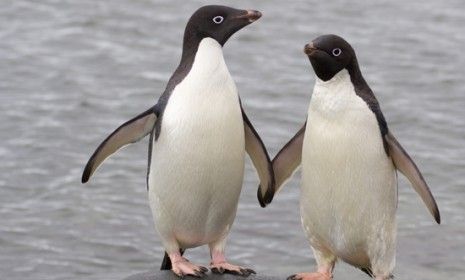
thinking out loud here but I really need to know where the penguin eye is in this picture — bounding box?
[332,48,342,57]
[212,16,224,24]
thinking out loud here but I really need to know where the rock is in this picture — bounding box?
[124,271,281,280]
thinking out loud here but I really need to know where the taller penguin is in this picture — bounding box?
[264,35,440,280]
[81,5,274,277]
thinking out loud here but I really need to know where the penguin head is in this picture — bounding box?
[304,34,356,81]
[185,5,261,46]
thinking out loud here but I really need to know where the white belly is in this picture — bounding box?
[148,38,245,249]
[301,70,397,266]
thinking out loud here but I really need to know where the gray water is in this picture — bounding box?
[1,0,464,279]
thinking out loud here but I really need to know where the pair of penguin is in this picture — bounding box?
[82,5,440,280]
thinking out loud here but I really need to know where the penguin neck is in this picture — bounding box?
[180,29,203,64]
[313,70,355,107]
[315,69,352,89]
[313,59,369,97]
[175,33,225,79]
[346,58,369,90]
[164,34,221,95]
[191,38,225,73]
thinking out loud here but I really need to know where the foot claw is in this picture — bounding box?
[211,267,224,274]
[287,274,297,280]
[177,272,184,279]
[288,272,332,280]
[171,259,207,278]
[210,262,255,277]
[239,268,256,276]
[197,267,209,277]
[239,269,248,276]
[227,269,241,276]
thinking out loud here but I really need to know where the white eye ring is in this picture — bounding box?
[332,48,342,57]
[213,16,224,24]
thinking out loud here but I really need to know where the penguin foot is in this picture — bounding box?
[287,272,332,280]
[210,262,256,277]
[171,258,208,278]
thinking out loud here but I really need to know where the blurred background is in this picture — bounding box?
[1,0,464,279]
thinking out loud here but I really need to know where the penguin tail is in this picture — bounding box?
[359,267,394,279]
[160,252,172,270]
[160,249,185,270]
[360,267,373,278]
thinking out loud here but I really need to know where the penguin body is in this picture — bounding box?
[82,5,273,277]
[266,35,439,280]
[301,69,397,272]
[149,37,245,251]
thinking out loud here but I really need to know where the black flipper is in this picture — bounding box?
[272,122,306,194]
[241,105,275,207]
[160,249,185,270]
[82,107,158,183]
[385,131,440,224]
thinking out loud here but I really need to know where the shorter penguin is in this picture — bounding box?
[263,35,440,280]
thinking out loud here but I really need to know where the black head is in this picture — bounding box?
[184,5,261,47]
[304,34,357,81]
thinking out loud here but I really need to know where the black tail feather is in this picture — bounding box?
[160,252,172,270]
[360,267,373,278]
[160,249,185,270]
[359,267,394,279]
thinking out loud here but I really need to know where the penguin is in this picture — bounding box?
[262,35,440,280]
[81,5,274,278]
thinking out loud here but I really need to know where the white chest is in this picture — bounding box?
[300,70,397,257]
[162,38,243,137]
[148,39,245,247]
[152,37,245,182]
[308,70,372,123]
[302,70,394,194]
[304,70,383,158]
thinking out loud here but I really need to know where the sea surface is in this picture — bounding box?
[1,0,464,279]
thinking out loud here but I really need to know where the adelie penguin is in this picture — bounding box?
[263,35,440,280]
[81,5,274,278]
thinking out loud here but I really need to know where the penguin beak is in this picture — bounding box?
[235,10,262,23]
[304,42,318,55]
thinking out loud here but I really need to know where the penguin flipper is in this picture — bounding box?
[385,131,440,224]
[82,107,158,183]
[272,123,306,194]
[241,108,275,207]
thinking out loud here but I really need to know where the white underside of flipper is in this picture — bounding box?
[148,38,245,252]
[301,70,397,274]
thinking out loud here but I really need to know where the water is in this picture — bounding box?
[1,0,464,279]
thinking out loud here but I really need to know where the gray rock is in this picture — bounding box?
[124,271,281,280]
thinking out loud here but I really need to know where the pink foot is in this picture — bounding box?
[169,252,207,278]
[209,250,255,276]
[210,262,256,276]
[287,272,332,280]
